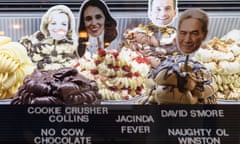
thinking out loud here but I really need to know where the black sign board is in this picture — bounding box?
[0,105,239,144]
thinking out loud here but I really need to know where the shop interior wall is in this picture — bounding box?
[0,11,239,49]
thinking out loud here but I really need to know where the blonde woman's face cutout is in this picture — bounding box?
[47,12,69,40]
[149,0,177,26]
[83,6,105,37]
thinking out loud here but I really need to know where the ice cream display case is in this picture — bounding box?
[0,0,240,143]
[0,0,240,104]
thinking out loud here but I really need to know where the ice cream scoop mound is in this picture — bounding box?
[142,55,217,104]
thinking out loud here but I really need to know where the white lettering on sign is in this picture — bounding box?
[41,128,56,136]
[36,128,91,144]
[115,115,154,123]
[161,110,188,117]
[61,128,85,137]
[48,115,89,123]
[34,136,92,144]
[27,107,62,115]
[65,107,108,115]
[121,126,151,134]
[168,128,212,136]
[178,137,221,144]
[168,128,230,144]
[190,110,224,118]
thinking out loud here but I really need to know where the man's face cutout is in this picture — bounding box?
[148,0,177,26]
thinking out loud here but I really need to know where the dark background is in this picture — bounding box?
[0,105,240,144]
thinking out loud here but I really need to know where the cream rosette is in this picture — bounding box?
[0,39,34,99]
[98,89,122,100]
[194,48,234,63]
[194,30,240,100]
[130,61,150,77]
[78,54,96,70]
[77,52,96,79]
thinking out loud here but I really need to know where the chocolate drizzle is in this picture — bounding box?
[145,55,216,104]
[19,31,77,70]
[150,55,211,87]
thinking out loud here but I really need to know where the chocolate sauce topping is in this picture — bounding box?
[145,55,216,104]
[149,55,211,85]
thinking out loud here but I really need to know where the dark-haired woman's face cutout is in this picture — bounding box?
[83,6,105,37]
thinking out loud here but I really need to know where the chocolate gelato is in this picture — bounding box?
[11,68,101,105]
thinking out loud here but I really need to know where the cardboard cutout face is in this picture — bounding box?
[148,0,178,26]
[176,9,209,55]
[177,18,207,54]
[47,12,69,40]
[41,5,76,41]
[77,0,118,57]
[83,6,106,37]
